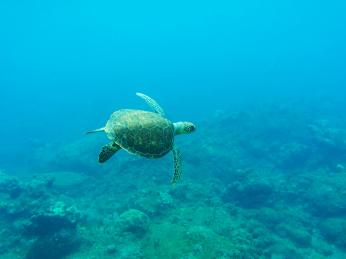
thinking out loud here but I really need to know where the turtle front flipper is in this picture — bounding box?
[99,142,121,163]
[171,146,183,184]
[136,92,166,117]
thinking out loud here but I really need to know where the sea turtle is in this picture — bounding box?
[87,92,196,184]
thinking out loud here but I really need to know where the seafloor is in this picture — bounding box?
[1,102,346,258]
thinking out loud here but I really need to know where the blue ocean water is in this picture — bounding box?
[1,0,346,258]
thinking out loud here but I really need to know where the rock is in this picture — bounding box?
[118,244,143,259]
[276,224,311,247]
[254,208,285,230]
[192,244,203,256]
[169,183,209,203]
[0,172,23,198]
[307,178,346,217]
[128,190,173,217]
[266,243,304,259]
[105,244,117,255]
[308,121,346,152]
[223,180,274,208]
[0,176,52,219]
[320,218,346,249]
[24,201,79,237]
[25,229,80,259]
[117,209,149,237]
[276,142,310,170]
[24,214,76,236]
[312,239,334,257]
[336,164,345,173]
[33,171,89,189]
[186,226,217,242]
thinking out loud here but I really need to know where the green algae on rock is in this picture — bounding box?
[117,209,150,237]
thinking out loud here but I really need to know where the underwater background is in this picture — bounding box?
[1,0,346,258]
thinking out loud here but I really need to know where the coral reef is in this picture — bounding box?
[2,103,346,258]
[0,172,82,258]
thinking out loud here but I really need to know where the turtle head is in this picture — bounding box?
[174,122,196,135]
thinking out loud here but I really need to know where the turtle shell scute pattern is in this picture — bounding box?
[106,109,174,158]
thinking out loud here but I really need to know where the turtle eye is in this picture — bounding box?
[186,124,196,132]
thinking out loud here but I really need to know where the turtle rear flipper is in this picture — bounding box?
[99,143,121,163]
[171,146,183,184]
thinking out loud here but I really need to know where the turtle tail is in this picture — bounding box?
[87,127,105,134]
